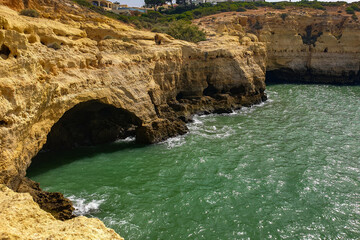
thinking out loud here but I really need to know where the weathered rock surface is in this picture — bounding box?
[0,2,266,187]
[196,8,360,84]
[3,2,358,239]
[0,0,266,238]
[0,184,123,240]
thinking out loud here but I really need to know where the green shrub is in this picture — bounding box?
[193,9,202,17]
[280,13,288,21]
[146,11,163,21]
[151,25,168,33]
[72,0,92,7]
[20,9,39,18]
[312,3,325,10]
[121,37,131,42]
[166,20,206,43]
[151,27,161,32]
[245,4,257,10]
[132,19,143,29]
[272,3,285,10]
[48,42,61,50]
[352,14,358,21]
[117,14,130,23]
[350,4,360,11]
[236,7,247,12]
[346,7,355,14]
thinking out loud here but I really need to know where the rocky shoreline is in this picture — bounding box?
[0,0,359,239]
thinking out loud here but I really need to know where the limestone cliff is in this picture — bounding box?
[2,1,358,239]
[196,7,360,84]
[0,184,123,240]
[0,0,266,238]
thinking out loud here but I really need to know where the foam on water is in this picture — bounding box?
[161,134,187,149]
[68,195,105,216]
[115,136,136,143]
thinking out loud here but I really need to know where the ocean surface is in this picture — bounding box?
[28,84,360,239]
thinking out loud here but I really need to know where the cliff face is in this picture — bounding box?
[196,8,360,84]
[0,1,266,238]
[0,3,266,187]
[1,1,359,238]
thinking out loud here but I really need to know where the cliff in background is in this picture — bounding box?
[196,6,360,84]
[0,0,266,238]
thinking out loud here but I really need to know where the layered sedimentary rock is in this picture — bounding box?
[196,8,360,84]
[0,0,266,238]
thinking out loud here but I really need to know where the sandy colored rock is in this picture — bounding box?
[0,2,266,189]
[0,1,266,238]
[0,184,123,240]
[195,8,360,84]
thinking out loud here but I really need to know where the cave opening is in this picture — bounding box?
[0,44,11,60]
[203,83,219,96]
[43,100,142,151]
[23,100,144,221]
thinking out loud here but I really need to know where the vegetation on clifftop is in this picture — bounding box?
[71,0,360,43]
[20,9,40,17]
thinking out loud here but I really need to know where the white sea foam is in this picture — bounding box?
[162,134,187,149]
[68,195,105,216]
[115,136,135,143]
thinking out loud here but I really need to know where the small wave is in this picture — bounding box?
[161,134,187,149]
[192,116,205,124]
[68,195,105,216]
[115,136,135,143]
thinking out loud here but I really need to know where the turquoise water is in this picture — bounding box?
[28,85,360,239]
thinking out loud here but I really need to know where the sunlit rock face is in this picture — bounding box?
[0,184,123,240]
[0,0,266,189]
[195,9,360,84]
[0,1,266,237]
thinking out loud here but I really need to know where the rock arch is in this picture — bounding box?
[42,100,142,151]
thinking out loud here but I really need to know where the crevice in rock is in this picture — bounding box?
[301,25,323,46]
[0,120,7,126]
[229,85,246,96]
[148,90,160,117]
[203,83,218,96]
[176,91,184,101]
[0,44,11,60]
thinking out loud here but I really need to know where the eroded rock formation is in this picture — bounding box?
[0,0,266,238]
[196,8,360,84]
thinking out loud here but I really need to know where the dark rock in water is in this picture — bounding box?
[213,108,233,114]
[136,119,188,144]
[179,115,193,123]
[15,177,75,220]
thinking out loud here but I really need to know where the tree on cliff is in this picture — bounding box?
[145,0,166,11]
